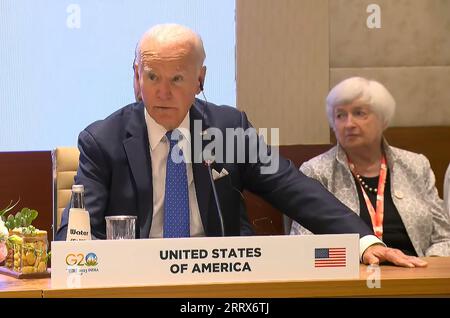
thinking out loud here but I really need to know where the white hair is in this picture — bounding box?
[136,23,206,67]
[326,77,396,129]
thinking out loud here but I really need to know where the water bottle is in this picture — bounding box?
[70,184,85,209]
[66,184,91,241]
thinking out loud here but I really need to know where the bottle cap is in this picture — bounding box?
[72,184,84,193]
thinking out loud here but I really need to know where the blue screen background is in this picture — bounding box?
[0,0,236,150]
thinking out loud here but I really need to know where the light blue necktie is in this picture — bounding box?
[163,130,190,238]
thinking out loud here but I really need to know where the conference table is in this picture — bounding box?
[0,257,449,297]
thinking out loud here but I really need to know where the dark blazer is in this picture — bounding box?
[56,99,372,240]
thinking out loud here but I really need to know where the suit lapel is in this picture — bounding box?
[123,103,153,238]
[190,100,212,233]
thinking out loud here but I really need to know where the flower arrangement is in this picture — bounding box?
[0,200,49,276]
[0,200,19,263]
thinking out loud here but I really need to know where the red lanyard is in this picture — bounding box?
[348,155,387,239]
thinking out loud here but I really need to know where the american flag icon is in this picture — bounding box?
[314,248,346,267]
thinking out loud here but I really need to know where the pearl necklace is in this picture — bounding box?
[355,174,378,194]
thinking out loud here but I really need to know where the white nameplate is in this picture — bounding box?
[51,234,359,289]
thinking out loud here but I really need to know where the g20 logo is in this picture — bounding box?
[65,252,98,266]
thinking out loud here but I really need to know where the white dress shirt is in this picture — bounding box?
[144,109,205,238]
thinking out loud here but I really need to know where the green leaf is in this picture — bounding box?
[30,210,38,221]
[20,209,28,226]
[5,214,14,229]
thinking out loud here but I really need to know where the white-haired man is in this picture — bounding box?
[57,25,427,267]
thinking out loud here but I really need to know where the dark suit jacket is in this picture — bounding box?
[56,99,372,240]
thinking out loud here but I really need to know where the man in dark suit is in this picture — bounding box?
[56,23,426,268]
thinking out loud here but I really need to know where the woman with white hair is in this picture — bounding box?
[290,77,450,256]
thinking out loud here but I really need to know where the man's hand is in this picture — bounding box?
[362,244,428,268]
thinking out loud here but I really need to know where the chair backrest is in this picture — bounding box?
[52,147,80,238]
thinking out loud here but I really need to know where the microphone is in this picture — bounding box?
[204,159,225,237]
[198,78,224,236]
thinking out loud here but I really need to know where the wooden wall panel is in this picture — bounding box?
[0,152,53,242]
[330,0,450,67]
[236,0,330,145]
[384,126,450,198]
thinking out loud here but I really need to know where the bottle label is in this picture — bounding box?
[67,208,92,241]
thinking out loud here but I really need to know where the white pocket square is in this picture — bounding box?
[212,168,229,181]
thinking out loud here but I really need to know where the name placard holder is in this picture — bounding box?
[51,234,359,289]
